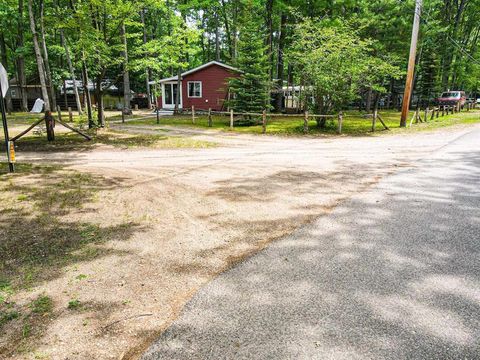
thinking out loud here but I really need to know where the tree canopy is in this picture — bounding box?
[0,0,479,118]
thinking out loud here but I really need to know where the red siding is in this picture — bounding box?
[182,64,239,111]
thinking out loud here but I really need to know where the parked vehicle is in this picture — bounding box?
[437,91,466,107]
[477,98,480,105]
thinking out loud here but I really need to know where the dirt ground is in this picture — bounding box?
[1,122,479,359]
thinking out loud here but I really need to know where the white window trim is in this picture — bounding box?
[187,81,202,98]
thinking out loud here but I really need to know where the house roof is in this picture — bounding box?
[154,61,240,84]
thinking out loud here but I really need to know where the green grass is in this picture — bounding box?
[119,109,480,136]
[30,295,53,315]
[0,130,216,153]
[67,299,81,310]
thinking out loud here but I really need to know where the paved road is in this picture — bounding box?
[144,128,480,360]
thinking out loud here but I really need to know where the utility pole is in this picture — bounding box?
[400,0,422,127]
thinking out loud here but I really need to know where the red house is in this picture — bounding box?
[156,61,240,111]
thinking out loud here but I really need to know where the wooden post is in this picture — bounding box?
[424,107,428,122]
[68,107,73,122]
[192,105,195,124]
[262,110,267,134]
[372,109,377,131]
[414,108,419,123]
[442,105,445,116]
[56,105,62,122]
[303,111,309,133]
[337,112,343,134]
[436,107,439,118]
[122,108,125,123]
[45,111,55,142]
[230,109,234,129]
[430,107,435,120]
[156,107,159,124]
[208,108,212,127]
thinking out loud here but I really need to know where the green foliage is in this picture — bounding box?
[227,1,270,113]
[288,19,402,113]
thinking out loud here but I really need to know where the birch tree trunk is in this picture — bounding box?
[141,9,152,109]
[17,0,28,111]
[27,0,50,111]
[60,29,83,114]
[121,21,132,114]
[0,32,13,112]
[39,0,56,110]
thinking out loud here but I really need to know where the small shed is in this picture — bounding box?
[155,61,241,111]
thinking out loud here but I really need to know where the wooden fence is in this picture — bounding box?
[115,101,477,134]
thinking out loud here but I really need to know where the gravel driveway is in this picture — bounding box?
[11,124,480,359]
[142,128,480,359]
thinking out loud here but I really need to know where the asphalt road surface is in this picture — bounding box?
[143,129,480,360]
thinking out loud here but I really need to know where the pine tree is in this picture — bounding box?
[228,1,270,115]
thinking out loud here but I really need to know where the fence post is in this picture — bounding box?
[372,109,377,131]
[436,107,439,118]
[262,110,267,134]
[337,112,343,134]
[56,105,62,122]
[122,108,125,123]
[68,107,73,122]
[208,108,212,127]
[156,107,160,124]
[441,105,445,116]
[192,105,195,124]
[230,109,234,129]
[303,111,309,133]
[424,107,428,122]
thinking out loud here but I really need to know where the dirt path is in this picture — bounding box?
[4,124,479,359]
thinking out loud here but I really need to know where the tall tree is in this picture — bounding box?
[228,1,270,113]
[27,0,50,111]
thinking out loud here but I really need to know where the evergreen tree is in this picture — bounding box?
[227,1,270,114]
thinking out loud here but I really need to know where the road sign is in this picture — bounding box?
[0,63,8,98]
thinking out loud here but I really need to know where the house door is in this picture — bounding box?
[162,82,182,109]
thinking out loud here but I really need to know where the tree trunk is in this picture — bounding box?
[265,0,274,80]
[60,29,83,114]
[39,0,56,110]
[215,11,221,61]
[95,76,104,127]
[82,60,93,128]
[27,0,50,111]
[120,21,131,114]
[0,33,13,112]
[274,13,287,112]
[141,9,152,109]
[17,0,28,111]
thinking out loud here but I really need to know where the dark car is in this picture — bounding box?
[437,91,466,107]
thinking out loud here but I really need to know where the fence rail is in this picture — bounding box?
[113,101,477,134]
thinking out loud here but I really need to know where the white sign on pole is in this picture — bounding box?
[0,63,9,98]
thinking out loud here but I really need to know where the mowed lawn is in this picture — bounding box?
[3,109,480,138]
[116,109,480,136]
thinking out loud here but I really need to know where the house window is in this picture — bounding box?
[188,81,202,98]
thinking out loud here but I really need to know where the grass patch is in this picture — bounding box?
[1,129,216,153]
[0,162,143,293]
[0,310,19,328]
[30,295,53,315]
[120,109,480,136]
[67,299,81,310]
